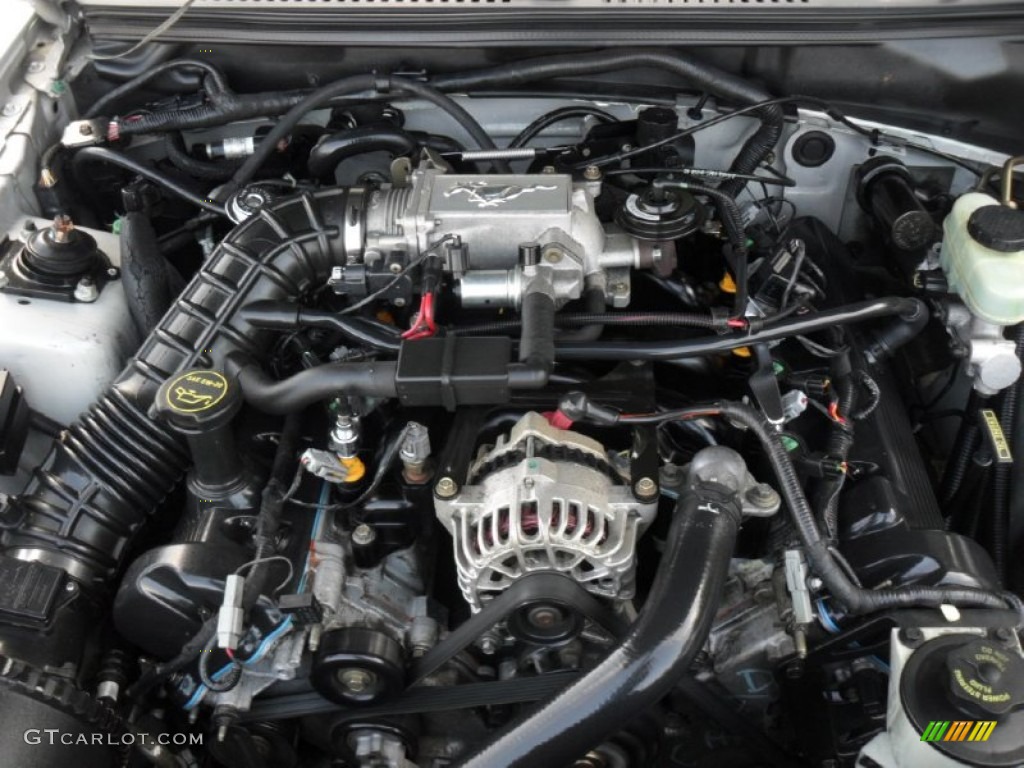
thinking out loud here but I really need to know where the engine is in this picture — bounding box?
[0,19,1022,768]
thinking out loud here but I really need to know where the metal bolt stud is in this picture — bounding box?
[435,476,458,498]
[338,668,375,694]
[746,482,780,509]
[583,165,602,181]
[634,476,658,499]
[352,523,376,546]
[27,61,45,74]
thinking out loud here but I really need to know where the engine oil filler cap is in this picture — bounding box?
[154,369,241,433]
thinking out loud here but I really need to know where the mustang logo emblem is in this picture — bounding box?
[444,181,558,209]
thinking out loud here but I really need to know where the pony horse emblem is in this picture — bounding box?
[444,180,558,209]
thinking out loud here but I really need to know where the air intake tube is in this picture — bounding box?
[0,189,358,594]
[455,447,744,768]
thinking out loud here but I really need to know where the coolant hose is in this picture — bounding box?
[456,480,740,768]
[0,188,360,587]
[119,210,178,335]
[430,49,784,196]
[230,360,399,414]
[307,127,420,178]
[554,297,927,361]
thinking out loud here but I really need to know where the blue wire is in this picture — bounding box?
[297,481,330,593]
[183,617,295,711]
[816,598,841,634]
[185,479,329,711]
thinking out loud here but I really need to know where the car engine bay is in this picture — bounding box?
[0,6,1023,767]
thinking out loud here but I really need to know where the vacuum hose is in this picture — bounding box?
[456,456,741,768]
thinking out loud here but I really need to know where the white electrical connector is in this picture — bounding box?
[217,573,245,650]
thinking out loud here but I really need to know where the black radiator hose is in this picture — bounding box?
[307,127,420,178]
[430,49,784,196]
[0,188,358,588]
[119,210,179,335]
[456,481,740,768]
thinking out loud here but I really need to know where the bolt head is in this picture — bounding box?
[634,477,658,498]
[392,297,406,308]
[2,103,18,117]
[435,477,458,498]
[583,165,602,181]
[388,262,403,274]
[79,123,94,136]
[612,282,628,295]
[338,668,376,694]
[352,523,376,546]
[27,61,44,74]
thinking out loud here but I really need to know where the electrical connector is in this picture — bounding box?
[216,573,245,650]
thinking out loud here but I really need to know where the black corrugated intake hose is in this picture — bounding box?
[455,485,740,768]
[0,189,359,589]
[555,297,926,361]
[990,324,1024,583]
[429,50,784,193]
[307,127,419,179]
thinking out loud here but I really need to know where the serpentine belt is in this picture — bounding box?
[241,571,626,722]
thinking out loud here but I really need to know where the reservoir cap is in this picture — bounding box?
[968,205,1024,253]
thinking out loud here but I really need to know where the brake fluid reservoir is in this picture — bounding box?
[940,191,1024,325]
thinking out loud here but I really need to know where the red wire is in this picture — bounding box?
[726,318,748,329]
[224,647,235,660]
[827,401,847,425]
[401,292,437,341]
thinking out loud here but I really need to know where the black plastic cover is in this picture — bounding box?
[396,336,511,410]
[0,556,63,625]
[0,371,29,475]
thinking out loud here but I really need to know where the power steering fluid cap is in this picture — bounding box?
[947,639,1024,717]
[900,633,1024,767]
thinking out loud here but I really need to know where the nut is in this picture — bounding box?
[352,523,376,546]
[583,165,602,181]
[435,477,458,498]
[634,477,658,498]
[338,668,375,694]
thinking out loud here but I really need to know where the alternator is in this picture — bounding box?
[434,413,657,611]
